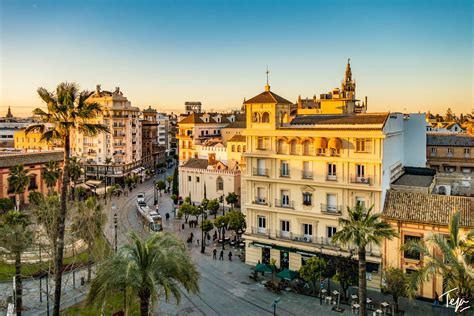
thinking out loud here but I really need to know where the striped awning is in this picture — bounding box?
[328,138,342,149]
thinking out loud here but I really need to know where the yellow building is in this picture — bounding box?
[383,190,473,299]
[241,76,426,290]
[14,130,52,151]
[226,134,246,168]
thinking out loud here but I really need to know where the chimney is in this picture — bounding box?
[365,96,368,110]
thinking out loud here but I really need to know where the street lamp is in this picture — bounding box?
[221,222,226,250]
[114,213,118,252]
[199,206,206,254]
[219,194,225,216]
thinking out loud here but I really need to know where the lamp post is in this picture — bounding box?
[221,222,226,250]
[199,206,205,254]
[153,179,157,205]
[219,194,225,216]
[114,213,118,253]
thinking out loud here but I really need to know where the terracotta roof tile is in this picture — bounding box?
[180,158,209,169]
[427,133,474,147]
[244,90,293,105]
[228,135,246,142]
[0,151,64,168]
[383,190,474,227]
[290,113,389,126]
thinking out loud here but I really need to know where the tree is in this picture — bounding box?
[177,202,194,223]
[200,219,214,238]
[7,164,30,211]
[0,198,14,214]
[331,204,398,316]
[170,194,178,205]
[156,180,166,196]
[403,210,474,308]
[88,232,199,316]
[66,157,82,201]
[298,256,327,296]
[226,211,246,241]
[107,184,121,199]
[189,204,201,222]
[0,211,33,316]
[166,175,173,191]
[382,267,413,313]
[71,197,106,282]
[332,255,359,302]
[26,82,109,315]
[172,167,179,196]
[125,176,134,191]
[207,199,220,219]
[214,215,229,240]
[225,192,238,211]
[42,160,61,195]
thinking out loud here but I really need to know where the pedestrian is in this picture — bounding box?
[433,291,440,307]
[228,251,233,261]
[219,250,224,260]
[182,223,185,230]
[213,248,217,260]
[213,231,217,241]
[196,239,200,247]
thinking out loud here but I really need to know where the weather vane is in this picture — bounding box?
[266,66,270,85]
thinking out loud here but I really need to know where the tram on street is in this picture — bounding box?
[136,194,163,232]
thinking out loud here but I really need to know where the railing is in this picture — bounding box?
[114,143,125,146]
[251,226,270,236]
[275,230,293,240]
[83,143,95,147]
[350,175,372,185]
[252,168,269,177]
[274,199,294,209]
[252,199,268,206]
[320,204,343,215]
[291,234,315,244]
[326,174,337,181]
[302,172,313,180]
[279,169,290,177]
[114,133,126,137]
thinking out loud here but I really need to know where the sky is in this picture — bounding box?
[0,0,472,116]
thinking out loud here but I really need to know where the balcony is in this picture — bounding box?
[350,175,372,185]
[291,233,315,244]
[250,226,270,237]
[320,204,342,215]
[114,143,125,147]
[275,230,293,240]
[274,199,294,209]
[114,133,126,138]
[302,172,313,180]
[252,168,269,177]
[279,169,290,177]
[252,198,268,206]
[326,174,337,181]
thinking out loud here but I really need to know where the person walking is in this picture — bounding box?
[213,248,217,260]
[228,250,233,261]
[432,291,440,307]
[219,249,224,260]
[196,239,200,247]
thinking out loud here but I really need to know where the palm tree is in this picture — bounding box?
[166,175,173,192]
[42,160,61,195]
[403,211,474,307]
[67,157,83,201]
[88,232,200,316]
[156,180,166,196]
[103,158,113,205]
[26,82,108,315]
[331,204,397,316]
[7,165,30,211]
[71,197,106,282]
[0,211,33,316]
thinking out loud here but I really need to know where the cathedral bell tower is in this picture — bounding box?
[341,58,356,99]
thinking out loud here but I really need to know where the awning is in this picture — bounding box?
[85,180,103,188]
[255,263,274,273]
[276,269,298,281]
[328,138,342,149]
[314,137,328,148]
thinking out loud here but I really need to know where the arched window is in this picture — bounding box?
[253,112,261,123]
[303,140,312,155]
[216,176,224,191]
[237,145,241,152]
[261,112,270,123]
[290,140,298,155]
[277,139,288,154]
[231,145,236,152]
[243,145,246,152]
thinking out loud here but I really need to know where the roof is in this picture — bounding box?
[383,190,474,228]
[244,90,293,105]
[181,158,209,169]
[427,133,474,147]
[179,113,243,125]
[228,135,246,142]
[0,151,64,168]
[392,174,434,187]
[225,120,246,129]
[290,113,389,126]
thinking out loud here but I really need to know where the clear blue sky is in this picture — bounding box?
[0,0,472,116]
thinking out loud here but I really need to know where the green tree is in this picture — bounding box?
[42,160,61,195]
[177,202,194,223]
[298,256,327,296]
[7,164,30,211]
[225,192,238,211]
[226,211,246,241]
[200,219,214,238]
[0,198,14,214]
[382,267,413,313]
[125,176,134,191]
[71,197,106,282]
[26,82,109,315]
[207,198,220,219]
[107,184,121,199]
[333,255,359,302]
[166,175,173,191]
[214,215,229,240]
[172,167,179,196]
[403,210,474,308]
[88,232,200,316]
[0,211,33,316]
[332,204,398,316]
[156,180,166,196]
[66,157,82,201]
[170,194,178,205]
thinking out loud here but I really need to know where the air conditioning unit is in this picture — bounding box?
[359,177,368,183]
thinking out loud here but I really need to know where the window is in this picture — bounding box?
[431,147,437,156]
[261,112,270,123]
[253,112,260,123]
[256,187,266,204]
[280,251,289,269]
[356,196,365,208]
[256,159,266,176]
[196,176,200,183]
[403,235,421,260]
[280,220,290,237]
[447,148,454,157]
[303,140,312,155]
[325,194,337,212]
[290,140,298,155]
[243,145,246,152]
[281,190,290,207]
[237,145,241,152]
[257,216,266,234]
[356,164,365,177]
[303,192,312,206]
[277,139,288,154]
[257,137,265,150]
[216,176,224,191]
[464,148,470,158]
[303,224,313,237]
[327,163,337,180]
[280,160,289,177]
[303,161,312,179]
[188,176,192,182]
[317,148,326,156]
[326,226,337,238]
[356,139,369,152]
[231,145,235,152]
